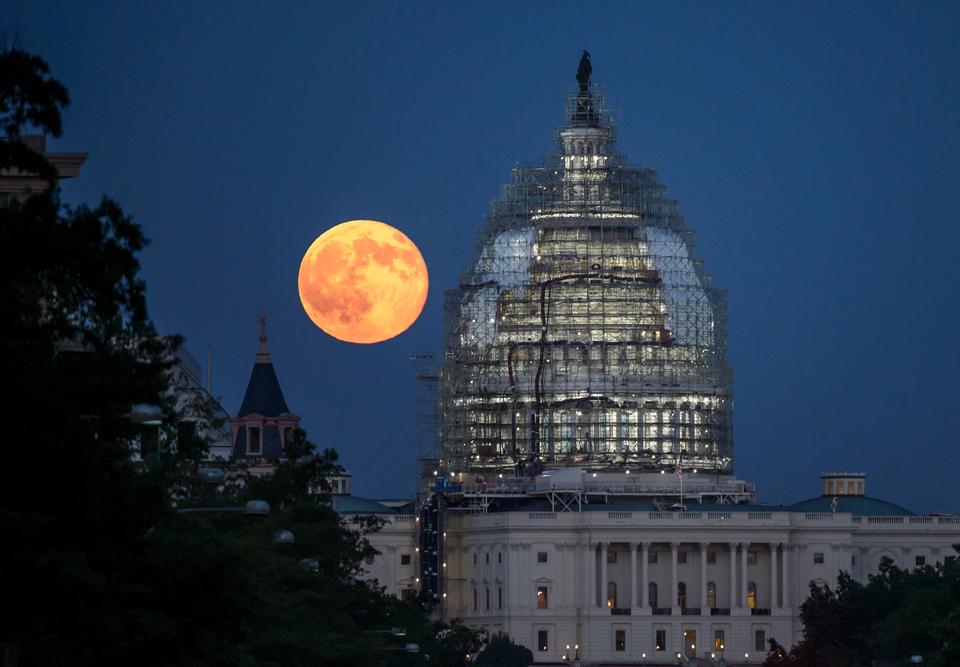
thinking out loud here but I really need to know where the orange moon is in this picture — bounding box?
[298,220,428,344]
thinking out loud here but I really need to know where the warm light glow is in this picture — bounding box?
[298,219,428,344]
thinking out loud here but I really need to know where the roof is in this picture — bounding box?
[237,317,291,417]
[789,495,913,516]
[238,362,290,417]
[332,495,397,514]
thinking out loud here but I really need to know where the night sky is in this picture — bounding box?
[7,2,959,511]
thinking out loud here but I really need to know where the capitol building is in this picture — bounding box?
[325,57,960,665]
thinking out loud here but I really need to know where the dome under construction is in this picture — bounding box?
[438,54,733,477]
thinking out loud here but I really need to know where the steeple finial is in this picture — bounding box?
[576,50,592,92]
[256,312,271,362]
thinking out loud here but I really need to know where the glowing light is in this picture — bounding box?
[298,219,428,344]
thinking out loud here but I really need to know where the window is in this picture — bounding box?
[247,426,261,455]
[536,586,549,609]
[498,552,502,564]
[485,587,490,610]
[747,551,757,565]
[607,582,617,608]
[400,554,411,566]
[498,586,502,609]
[473,553,478,566]
[814,552,824,564]
[747,582,757,609]
[283,426,292,445]
[402,588,417,602]
[615,629,626,651]
[916,555,926,567]
[649,582,658,608]
[678,551,687,564]
[537,551,548,563]
[707,582,717,608]
[648,550,658,564]
[707,551,716,564]
[714,630,725,651]
[538,630,549,652]
[473,588,478,611]
[607,550,618,563]
[677,582,687,608]
[755,629,766,652]
[655,629,666,651]
[485,552,490,564]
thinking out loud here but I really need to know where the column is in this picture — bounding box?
[630,542,638,609]
[781,545,790,609]
[509,544,521,609]
[728,542,737,608]
[699,542,708,608]
[588,542,597,608]
[641,542,650,608]
[671,542,679,613]
[600,542,609,608]
[581,542,591,608]
[740,542,749,610]
[770,543,778,610]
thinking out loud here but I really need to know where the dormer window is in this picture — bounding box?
[247,426,261,455]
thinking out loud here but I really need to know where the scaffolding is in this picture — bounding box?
[438,82,733,479]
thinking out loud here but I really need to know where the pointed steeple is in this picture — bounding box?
[238,314,291,417]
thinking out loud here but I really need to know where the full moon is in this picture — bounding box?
[298,220,429,344]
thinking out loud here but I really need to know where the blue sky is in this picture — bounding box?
[7,1,959,510]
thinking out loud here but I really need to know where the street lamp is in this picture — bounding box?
[272,529,295,545]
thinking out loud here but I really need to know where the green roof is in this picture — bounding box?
[790,495,913,516]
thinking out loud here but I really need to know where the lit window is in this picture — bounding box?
[607,582,617,608]
[538,630,549,652]
[678,551,687,564]
[400,554,411,566]
[615,629,626,651]
[537,551,548,563]
[814,552,824,564]
[755,629,766,652]
[707,551,716,564]
[655,629,666,651]
[916,555,926,567]
[747,551,757,565]
[707,582,717,608]
[714,630,725,651]
[537,586,549,609]
[677,582,687,608]
[747,582,757,609]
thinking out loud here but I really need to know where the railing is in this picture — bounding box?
[711,608,731,616]
[681,607,701,615]
[867,516,903,524]
[938,516,960,524]
[751,608,771,616]
[909,516,932,524]
[804,512,834,520]
[652,607,672,615]
[649,512,673,519]
[708,511,732,520]
[528,512,556,520]
[679,512,703,519]
[608,511,633,520]
[610,608,632,616]
[749,512,772,520]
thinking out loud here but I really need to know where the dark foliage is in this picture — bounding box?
[475,633,533,667]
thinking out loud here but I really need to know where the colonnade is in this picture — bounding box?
[585,541,792,613]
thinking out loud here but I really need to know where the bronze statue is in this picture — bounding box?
[576,50,592,91]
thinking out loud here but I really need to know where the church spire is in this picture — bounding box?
[256,312,271,363]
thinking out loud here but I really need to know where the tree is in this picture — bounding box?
[764,550,960,666]
[474,633,533,667]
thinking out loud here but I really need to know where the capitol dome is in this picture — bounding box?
[438,57,733,477]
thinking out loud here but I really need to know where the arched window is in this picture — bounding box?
[607,581,617,608]
[648,582,658,608]
[707,581,717,608]
[747,582,757,609]
[677,582,687,608]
